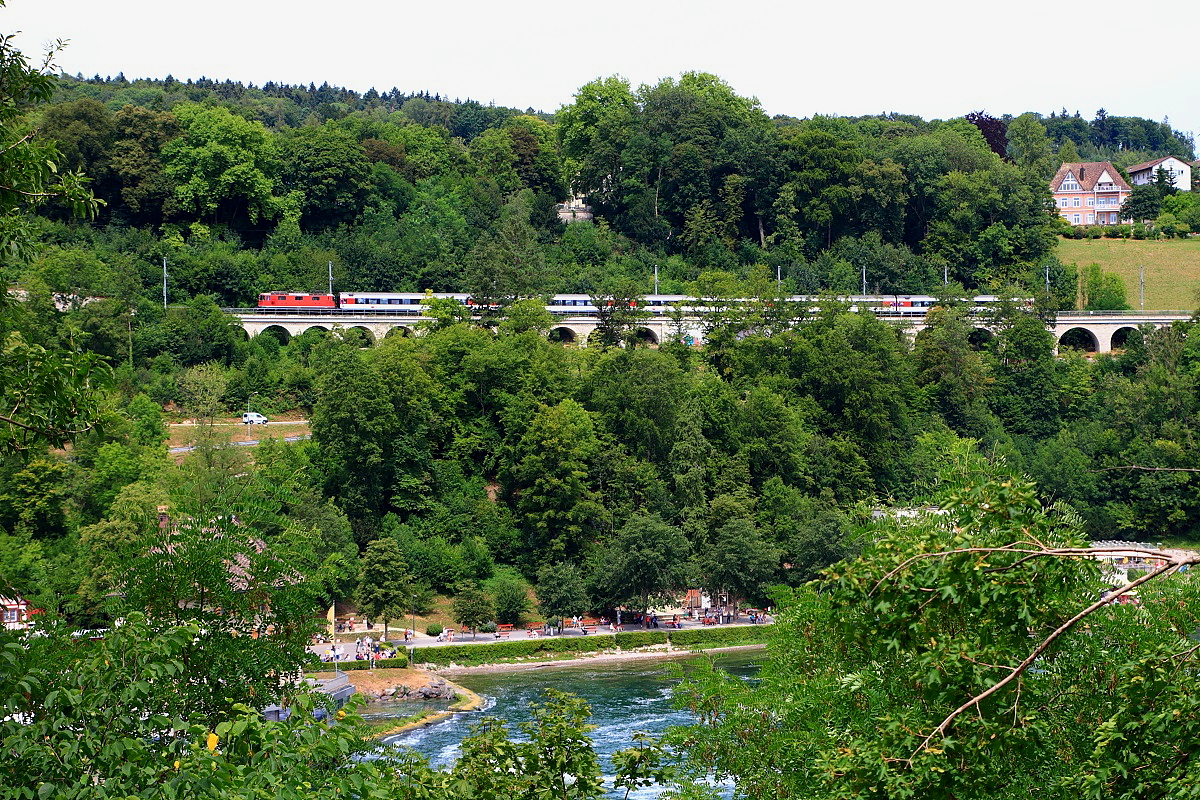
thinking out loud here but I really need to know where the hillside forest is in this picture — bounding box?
[10,12,1200,798]
[3,37,1200,629]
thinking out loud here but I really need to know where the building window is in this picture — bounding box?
[2,609,16,623]
[1087,214,1094,224]
[1061,177,1080,191]
[1086,198,1094,206]
[1073,198,1081,207]
[1072,214,1081,224]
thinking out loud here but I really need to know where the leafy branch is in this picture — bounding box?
[874,542,1200,765]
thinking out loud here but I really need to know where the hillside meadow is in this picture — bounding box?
[1055,236,1200,311]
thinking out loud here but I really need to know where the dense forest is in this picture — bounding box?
[9,16,1200,798]
[3,43,1200,624]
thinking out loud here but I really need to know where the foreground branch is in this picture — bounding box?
[902,548,1200,764]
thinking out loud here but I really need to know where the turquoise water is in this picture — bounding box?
[381,652,762,797]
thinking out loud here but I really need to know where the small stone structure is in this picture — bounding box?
[359,676,456,704]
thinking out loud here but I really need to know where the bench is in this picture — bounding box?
[581,625,598,635]
[526,627,541,638]
[702,617,717,625]
[495,623,514,639]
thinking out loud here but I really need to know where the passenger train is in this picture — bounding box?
[256,291,1012,317]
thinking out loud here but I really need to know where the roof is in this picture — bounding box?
[1125,155,1186,174]
[1050,162,1131,192]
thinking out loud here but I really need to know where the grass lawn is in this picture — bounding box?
[1055,236,1200,311]
[165,417,309,450]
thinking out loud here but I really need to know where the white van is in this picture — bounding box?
[242,412,268,425]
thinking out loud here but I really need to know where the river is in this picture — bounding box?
[371,651,763,798]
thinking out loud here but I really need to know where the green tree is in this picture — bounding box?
[487,568,531,624]
[356,537,412,641]
[176,360,228,425]
[587,281,650,349]
[0,22,97,260]
[162,104,281,228]
[695,517,779,608]
[118,478,324,722]
[107,104,180,225]
[671,461,1200,800]
[912,306,992,433]
[0,26,106,455]
[464,191,550,317]
[1005,112,1056,178]
[986,309,1060,439]
[310,342,399,538]
[451,690,606,800]
[1056,138,1079,165]
[279,123,371,230]
[602,514,691,616]
[1122,184,1163,222]
[0,298,111,454]
[535,561,588,630]
[452,585,494,639]
[506,399,606,563]
[1081,263,1130,310]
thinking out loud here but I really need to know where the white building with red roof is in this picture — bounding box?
[1049,161,1132,226]
[1125,155,1192,192]
[1,595,35,630]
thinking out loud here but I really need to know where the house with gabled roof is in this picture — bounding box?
[2,595,35,630]
[1049,161,1132,226]
[1125,155,1192,192]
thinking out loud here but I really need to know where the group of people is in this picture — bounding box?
[318,635,394,663]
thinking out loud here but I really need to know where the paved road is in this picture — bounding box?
[170,433,311,454]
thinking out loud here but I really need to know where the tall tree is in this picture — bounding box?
[505,399,606,563]
[279,123,371,230]
[536,561,588,630]
[162,104,281,230]
[601,514,691,615]
[355,537,411,640]
[451,586,494,639]
[464,191,550,317]
[0,22,97,260]
[1006,113,1056,178]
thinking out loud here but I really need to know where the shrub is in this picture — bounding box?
[411,633,618,666]
[426,624,443,637]
[479,621,497,634]
[668,626,771,648]
[319,654,409,671]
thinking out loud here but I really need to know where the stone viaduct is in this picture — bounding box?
[229,308,1194,353]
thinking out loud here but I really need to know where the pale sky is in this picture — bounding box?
[5,0,1198,148]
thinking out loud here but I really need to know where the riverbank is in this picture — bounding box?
[308,667,486,737]
[368,681,485,738]
[433,642,767,676]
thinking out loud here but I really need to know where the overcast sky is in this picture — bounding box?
[5,0,1197,147]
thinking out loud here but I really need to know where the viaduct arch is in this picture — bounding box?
[233,310,1190,353]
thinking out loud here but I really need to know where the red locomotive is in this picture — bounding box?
[257,292,338,308]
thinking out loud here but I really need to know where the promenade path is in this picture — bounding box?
[307,611,773,660]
